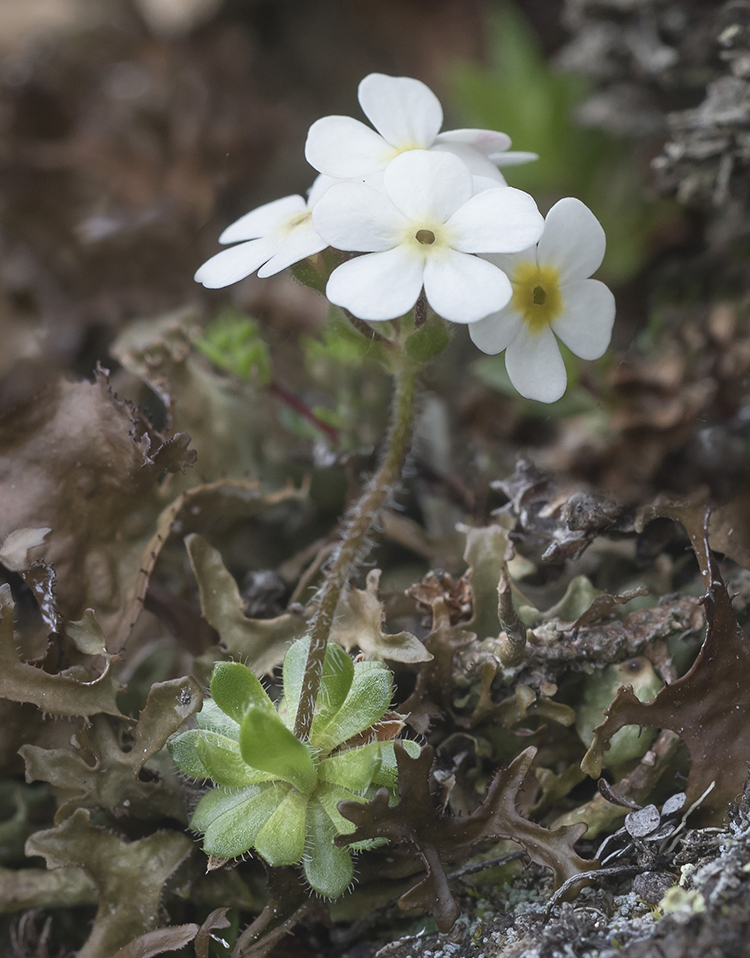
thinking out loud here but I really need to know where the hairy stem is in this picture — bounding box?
[294,354,418,739]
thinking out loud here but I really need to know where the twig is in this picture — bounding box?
[544,864,640,919]
[447,850,526,881]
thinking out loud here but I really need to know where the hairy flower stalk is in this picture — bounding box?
[294,350,418,740]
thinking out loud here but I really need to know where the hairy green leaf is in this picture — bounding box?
[312,665,392,754]
[304,798,354,898]
[209,661,275,725]
[240,707,318,793]
[196,784,285,859]
[196,733,276,787]
[195,699,241,739]
[254,787,308,866]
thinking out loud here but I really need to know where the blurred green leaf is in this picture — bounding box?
[405,313,451,363]
[195,310,272,385]
[449,2,678,284]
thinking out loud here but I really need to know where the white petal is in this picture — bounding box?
[537,197,606,283]
[447,187,544,254]
[358,73,443,149]
[505,324,567,403]
[490,150,539,167]
[383,150,472,223]
[423,250,511,323]
[219,195,306,244]
[326,247,424,321]
[194,236,280,288]
[431,141,507,181]
[307,173,340,207]
[468,305,523,354]
[257,223,328,277]
[473,174,507,192]
[305,116,393,178]
[552,279,615,360]
[312,182,405,252]
[484,247,537,278]
[434,128,512,154]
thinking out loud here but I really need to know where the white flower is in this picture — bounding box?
[305,72,537,185]
[468,197,616,403]
[311,150,544,323]
[194,175,334,289]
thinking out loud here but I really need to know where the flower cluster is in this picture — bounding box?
[195,72,615,403]
[169,639,419,898]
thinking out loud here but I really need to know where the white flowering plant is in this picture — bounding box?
[184,71,617,901]
[195,71,614,405]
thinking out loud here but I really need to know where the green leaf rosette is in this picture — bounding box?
[168,639,419,897]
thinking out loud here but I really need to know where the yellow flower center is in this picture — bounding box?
[511,261,563,334]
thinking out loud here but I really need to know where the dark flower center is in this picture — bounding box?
[415,229,436,245]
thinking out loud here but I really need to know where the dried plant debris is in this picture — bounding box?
[338,744,595,933]
[583,508,750,821]
[111,311,280,482]
[185,532,306,675]
[330,569,432,664]
[26,809,193,958]
[114,476,307,653]
[0,368,195,638]
[492,462,636,565]
[21,676,202,822]
[0,586,122,718]
[400,597,476,735]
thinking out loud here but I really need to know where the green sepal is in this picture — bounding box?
[240,706,318,794]
[191,784,287,858]
[279,639,353,728]
[304,797,354,898]
[196,733,276,787]
[405,313,450,363]
[371,740,421,789]
[312,665,392,754]
[319,743,380,791]
[210,662,275,725]
[254,787,308,866]
[168,730,210,779]
[195,699,241,740]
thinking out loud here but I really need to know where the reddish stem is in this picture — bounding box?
[268,381,340,443]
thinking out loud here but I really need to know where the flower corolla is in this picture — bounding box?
[305,72,536,184]
[468,197,616,403]
[194,175,333,289]
[312,150,544,323]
